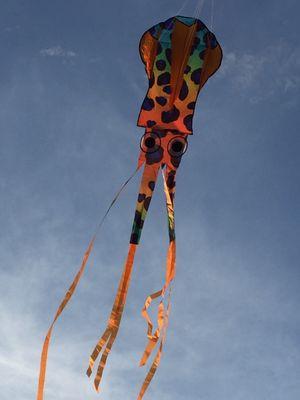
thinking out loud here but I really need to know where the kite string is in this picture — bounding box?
[160,0,205,45]
[176,0,190,15]
[210,0,215,30]
[193,0,205,19]
[94,164,141,236]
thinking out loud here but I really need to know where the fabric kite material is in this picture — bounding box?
[37,15,222,400]
[138,15,222,133]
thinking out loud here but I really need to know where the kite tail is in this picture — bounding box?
[138,166,176,398]
[36,238,95,400]
[87,162,160,392]
[86,243,137,391]
[36,165,141,400]
[138,290,171,400]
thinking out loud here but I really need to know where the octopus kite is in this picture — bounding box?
[37,15,222,400]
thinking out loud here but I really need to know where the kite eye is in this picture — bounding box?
[140,132,161,154]
[168,136,188,158]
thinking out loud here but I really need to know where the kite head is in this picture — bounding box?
[138,16,223,134]
[138,129,188,170]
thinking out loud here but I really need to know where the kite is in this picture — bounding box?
[37,15,222,400]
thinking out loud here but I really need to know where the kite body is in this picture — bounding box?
[37,15,222,400]
[138,15,222,134]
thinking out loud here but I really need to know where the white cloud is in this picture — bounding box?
[40,45,77,58]
[3,25,20,33]
[219,40,300,103]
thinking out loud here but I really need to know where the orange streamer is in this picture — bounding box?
[87,243,137,391]
[138,168,176,397]
[140,301,165,366]
[141,290,163,338]
[138,293,171,400]
[36,237,95,400]
[87,163,160,392]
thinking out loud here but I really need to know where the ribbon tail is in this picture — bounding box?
[36,164,142,400]
[140,301,164,366]
[87,326,111,377]
[141,290,163,338]
[86,243,137,390]
[139,166,177,366]
[87,162,160,390]
[138,342,163,400]
[137,166,177,398]
[94,330,117,391]
[137,294,171,400]
[37,237,95,400]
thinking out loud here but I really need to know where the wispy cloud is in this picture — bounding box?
[3,25,20,33]
[219,40,300,103]
[40,45,77,58]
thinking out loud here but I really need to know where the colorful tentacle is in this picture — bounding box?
[138,288,172,400]
[138,166,177,397]
[87,162,160,391]
[36,165,141,400]
[37,238,95,400]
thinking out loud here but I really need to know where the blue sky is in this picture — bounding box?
[0,1,299,399]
